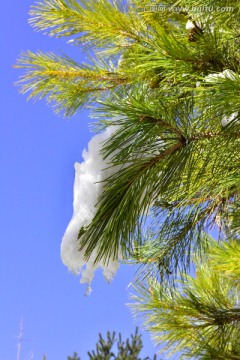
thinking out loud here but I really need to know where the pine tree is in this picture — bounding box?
[16,1,240,358]
[68,352,81,360]
[68,328,157,360]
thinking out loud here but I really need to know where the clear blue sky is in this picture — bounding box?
[0,1,157,359]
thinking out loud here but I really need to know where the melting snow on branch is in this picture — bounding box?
[204,70,239,127]
[221,112,239,127]
[204,69,236,82]
[61,126,121,295]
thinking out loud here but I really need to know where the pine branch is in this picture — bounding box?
[131,239,240,359]
[15,51,130,115]
[29,0,146,49]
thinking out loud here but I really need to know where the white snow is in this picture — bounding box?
[186,20,195,30]
[61,123,165,293]
[221,112,239,127]
[204,69,236,82]
[61,126,121,294]
[204,70,239,128]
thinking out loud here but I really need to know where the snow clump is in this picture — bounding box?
[205,70,239,127]
[61,126,121,294]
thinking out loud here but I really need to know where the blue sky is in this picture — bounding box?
[0,1,157,359]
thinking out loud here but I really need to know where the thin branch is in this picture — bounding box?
[16,318,23,360]
[148,141,183,167]
[140,115,184,138]
[189,131,240,141]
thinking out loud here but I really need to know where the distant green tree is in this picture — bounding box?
[68,352,80,360]
[68,328,157,360]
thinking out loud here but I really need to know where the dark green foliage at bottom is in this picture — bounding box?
[68,328,157,360]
